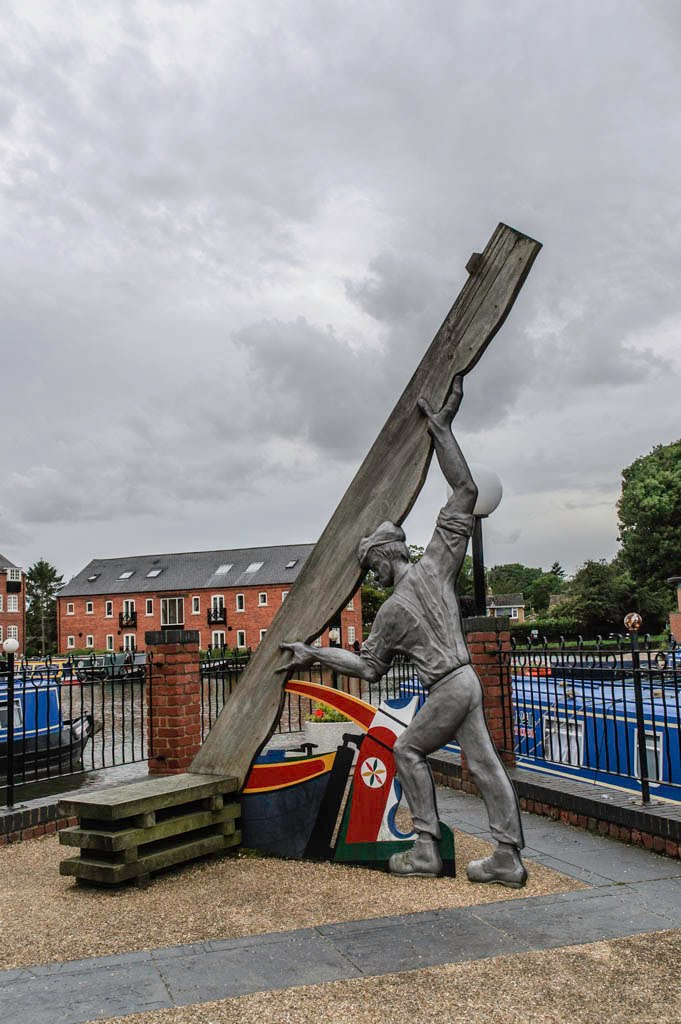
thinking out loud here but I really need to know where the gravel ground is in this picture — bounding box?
[0,830,582,972]
[83,929,681,1024]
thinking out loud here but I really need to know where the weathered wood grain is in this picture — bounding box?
[191,222,542,783]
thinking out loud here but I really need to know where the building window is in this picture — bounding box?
[0,596,3,612]
[347,626,356,645]
[511,608,519,619]
[346,598,354,611]
[236,593,245,612]
[285,559,297,569]
[123,634,136,651]
[259,629,267,641]
[7,595,19,613]
[161,597,184,627]
[85,601,94,615]
[123,599,136,618]
[212,595,225,612]
[246,561,263,573]
[146,599,153,616]
[105,601,113,618]
[0,626,3,642]
[106,635,114,651]
[212,630,226,647]
[258,592,268,607]
[67,635,75,649]
[146,568,163,578]
[7,625,18,640]
[215,564,232,575]
[281,591,288,602]
[236,630,246,648]
[86,635,94,648]
[312,637,322,648]
[192,596,200,614]
[7,568,20,582]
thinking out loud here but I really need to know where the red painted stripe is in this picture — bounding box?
[285,680,376,730]
[244,756,330,792]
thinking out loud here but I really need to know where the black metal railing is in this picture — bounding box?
[207,607,227,625]
[507,634,681,803]
[199,647,423,741]
[119,611,137,628]
[1,653,150,806]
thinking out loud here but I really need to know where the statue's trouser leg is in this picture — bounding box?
[393,665,524,849]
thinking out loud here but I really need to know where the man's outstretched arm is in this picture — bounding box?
[418,375,477,515]
[279,641,381,683]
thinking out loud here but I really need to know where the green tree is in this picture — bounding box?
[550,561,565,578]
[617,439,681,618]
[487,563,543,597]
[26,558,63,657]
[557,559,637,636]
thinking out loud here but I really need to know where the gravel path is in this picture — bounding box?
[81,929,681,1024]
[0,830,583,972]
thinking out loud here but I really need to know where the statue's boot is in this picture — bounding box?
[466,844,527,889]
[388,835,443,878]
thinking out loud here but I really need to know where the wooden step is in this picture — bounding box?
[58,772,238,821]
[59,802,240,852]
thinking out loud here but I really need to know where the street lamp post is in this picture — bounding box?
[3,637,20,808]
[469,464,503,618]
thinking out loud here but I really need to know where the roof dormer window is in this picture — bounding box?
[245,562,263,573]
[216,564,233,575]
[118,571,134,580]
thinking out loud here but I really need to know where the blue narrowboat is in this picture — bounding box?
[0,670,94,780]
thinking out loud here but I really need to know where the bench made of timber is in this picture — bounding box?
[58,773,241,886]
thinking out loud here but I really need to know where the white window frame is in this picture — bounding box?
[85,601,94,615]
[346,598,354,611]
[7,568,20,582]
[7,625,17,640]
[211,594,225,612]
[7,595,19,613]
[123,599,136,618]
[105,601,113,618]
[192,596,200,614]
[236,593,245,612]
[236,630,246,648]
[259,629,267,641]
[245,561,263,573]
[258,592,267,607]
[281,591,288,602]
[161,596,184,627]
[347,626,356,645]
[106,635,114,651]
[85,635,94,648]
[542,714,583,767]
[145,598,153,616]
[635,732,663,786]
[123,634,136,651]
[312,637,322,648]
[67,636,75,649]
[0,596,3,612]
[212,630,226,647]
[0,625,3,642]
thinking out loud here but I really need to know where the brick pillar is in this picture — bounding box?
[460,615,515,788]
[145,629,202,775]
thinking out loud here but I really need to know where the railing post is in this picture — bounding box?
[4,646,16,808]
[626,614,650,805]
[145,629,201,775]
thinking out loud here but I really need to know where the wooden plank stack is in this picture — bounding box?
[57,773,240,886]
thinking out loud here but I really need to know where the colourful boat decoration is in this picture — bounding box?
[240,680,455,873]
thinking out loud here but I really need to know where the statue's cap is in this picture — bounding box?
[358,522,406,567]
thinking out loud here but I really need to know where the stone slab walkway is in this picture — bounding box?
[4,787,681,1024]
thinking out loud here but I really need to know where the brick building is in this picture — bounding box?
[669,576,681,643]
[0,554,25,651]
[57,544,363,655]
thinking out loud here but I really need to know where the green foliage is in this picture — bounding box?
[26,558,63,657]
[306,703,350,723]
[550,561,566,578]
[617,439,681,615]
[488,561,565,614]
[510,617,581,643]
[556,559,641,635]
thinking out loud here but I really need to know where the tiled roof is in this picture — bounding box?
[59,543,315,597]
[0,554,18,570]
[486,593,524,607]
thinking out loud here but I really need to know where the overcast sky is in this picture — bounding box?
[2,0,680,583]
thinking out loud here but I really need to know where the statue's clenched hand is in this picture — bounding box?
[279,641,315,672]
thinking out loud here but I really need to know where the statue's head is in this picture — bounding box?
[358,521,410,588]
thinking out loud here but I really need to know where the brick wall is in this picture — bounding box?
[57,585,363,655]
[146,631,202,775]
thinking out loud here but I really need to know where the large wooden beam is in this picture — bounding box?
[191,223,542,781]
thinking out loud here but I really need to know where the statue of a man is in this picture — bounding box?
[281,376,526,886]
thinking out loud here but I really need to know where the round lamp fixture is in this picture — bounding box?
[469,463,503,518]
[2,638,19,655]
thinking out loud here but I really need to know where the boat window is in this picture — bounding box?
[542,714,583,767]
[635,732,663,785]
[0,699,23,729]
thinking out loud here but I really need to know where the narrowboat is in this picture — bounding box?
[0,671,94,780]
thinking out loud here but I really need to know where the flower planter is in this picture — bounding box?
[303,720,357,755]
